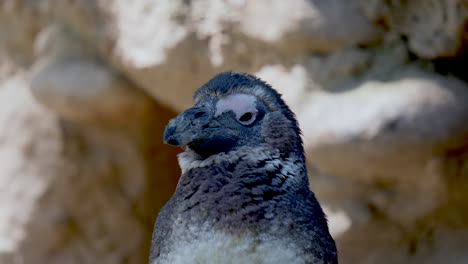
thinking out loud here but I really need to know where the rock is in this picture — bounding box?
[0,75,63,262]
[239,0,381,51]
[0,0,40,74]
[0,73,180,263]
[304,47,373,91]
[1,0,383,110]
[301,68,468,180]
[30,25,152,125]
[301,68,468,222]
[108,0,382,110]
[255,64,310,113]
[363,0,468,59]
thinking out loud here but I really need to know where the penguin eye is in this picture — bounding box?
[215,94,259,125]
[238,112,257,125]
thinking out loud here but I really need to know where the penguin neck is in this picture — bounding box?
[173,145,309,233]
[177,144,308,189]
[178,145,301,171]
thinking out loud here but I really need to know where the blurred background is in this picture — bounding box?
[1,0,468,263]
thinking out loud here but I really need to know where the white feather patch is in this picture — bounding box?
[155,228,307,264]
[178,145,278,174]
[215,94,258,119]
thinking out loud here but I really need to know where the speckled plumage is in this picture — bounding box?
[150,72,337,264]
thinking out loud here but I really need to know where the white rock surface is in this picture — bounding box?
[0,73,181,264]
[0,74,63,261]
[240,0,381,50]
[105,0,382,110]
[302,69,468,179]
[30,25,152,125]
[255,64,310,113]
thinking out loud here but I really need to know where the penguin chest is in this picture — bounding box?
[158,230,307,264]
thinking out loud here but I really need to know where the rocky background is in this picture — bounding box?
[1,0,468,263]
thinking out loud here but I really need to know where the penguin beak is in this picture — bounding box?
[163,107,213,147]
[164,106,238,158]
